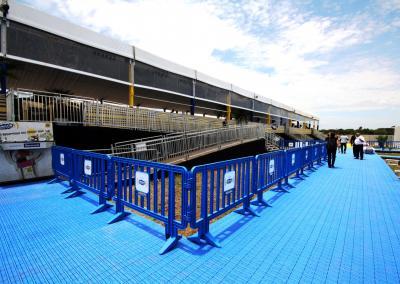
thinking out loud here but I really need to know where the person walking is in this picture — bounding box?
[336,136,341,153]
[350,134,356,157]
[340,134,349,154]
[326,132,337,168]
[354,133,366,160]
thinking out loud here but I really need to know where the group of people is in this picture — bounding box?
[325,132,366,168]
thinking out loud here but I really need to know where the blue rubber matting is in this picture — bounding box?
[1,151,400,283]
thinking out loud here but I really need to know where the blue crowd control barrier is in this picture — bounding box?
[300,145,313,175]
[71,150,113,213]
[51,146,74,185]
[284,148,304,187]
[188,156,258,248]
[253,150,286,206]
[109,156,190,255]
[320,143,327,161]
[51,142,328,254]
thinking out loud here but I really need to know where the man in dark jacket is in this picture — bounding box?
[326,132,337,168]
[350,134,356,158]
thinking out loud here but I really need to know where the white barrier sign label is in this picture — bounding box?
[135,171,149,194]
[84,160,92,176]
[305,151,308,160]
[60,153,65,166]
[224,171,235,192]
[291,154,296,165]
[269,160,275,175]
[288,142,294,147]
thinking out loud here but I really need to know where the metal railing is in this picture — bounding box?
[7,89,228,133]
[367,141,400,150]
[265,132,283,148]
[109,124,265,162]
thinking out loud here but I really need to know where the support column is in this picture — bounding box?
[190,98,195,116]
[226,92,231,121]
[191,79,196,115]
[267,113,271,125]
[128,60,135,107]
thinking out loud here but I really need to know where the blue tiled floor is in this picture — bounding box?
[1,152,400,283]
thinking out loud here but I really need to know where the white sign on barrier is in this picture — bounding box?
[269,160,275,175]
[135,171,149,194]
[84,160,92,175]
[291,154,295,166]
[288,142,294,147]
[305,150,308,160]
[224,171,235,192]
[60,153,65,166]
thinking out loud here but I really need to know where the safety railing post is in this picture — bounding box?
[108,159,130,224]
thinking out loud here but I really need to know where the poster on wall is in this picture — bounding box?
[0,121,54,143]
[0,121,54,183]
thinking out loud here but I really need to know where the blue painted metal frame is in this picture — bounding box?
[253,150,286,205]
[52,146,74,184]
[71,150,113,213]
[50,142,328,255]
[285,148,304,180]
[109,156,190,255]
[188,156,258,248]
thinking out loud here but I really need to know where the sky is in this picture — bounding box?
[19,0,400,129]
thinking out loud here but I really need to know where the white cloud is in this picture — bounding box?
[20,0,400,128]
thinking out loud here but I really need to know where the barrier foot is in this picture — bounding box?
[301,173,309,177]
[295,175,305,180]
[65,190,84,199]
[61,186,75,194]
[108,212,130,224]
[47,178,61,184]
[251,198,272,207]
[159,235,182,255]
[91,203,112,214]
[188,232,221,248]
[275,186,290,193]
[235,206,259,217]
[284,183,296,189]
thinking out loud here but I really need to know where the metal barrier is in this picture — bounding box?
[110,125,265,163]
[253,150,286,205]
[282,140,319,149]
[52,146,74,181]
[367,141,400,150]
[71,150,114,213]
[188,156,258,247]
[301,145,313,173]
[50,142,327,254]
[109,156,190,255]
[285,148,304,179]
[9,89,244,133]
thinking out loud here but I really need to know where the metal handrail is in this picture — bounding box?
[104,124,265,162]
[8,89,228,133]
